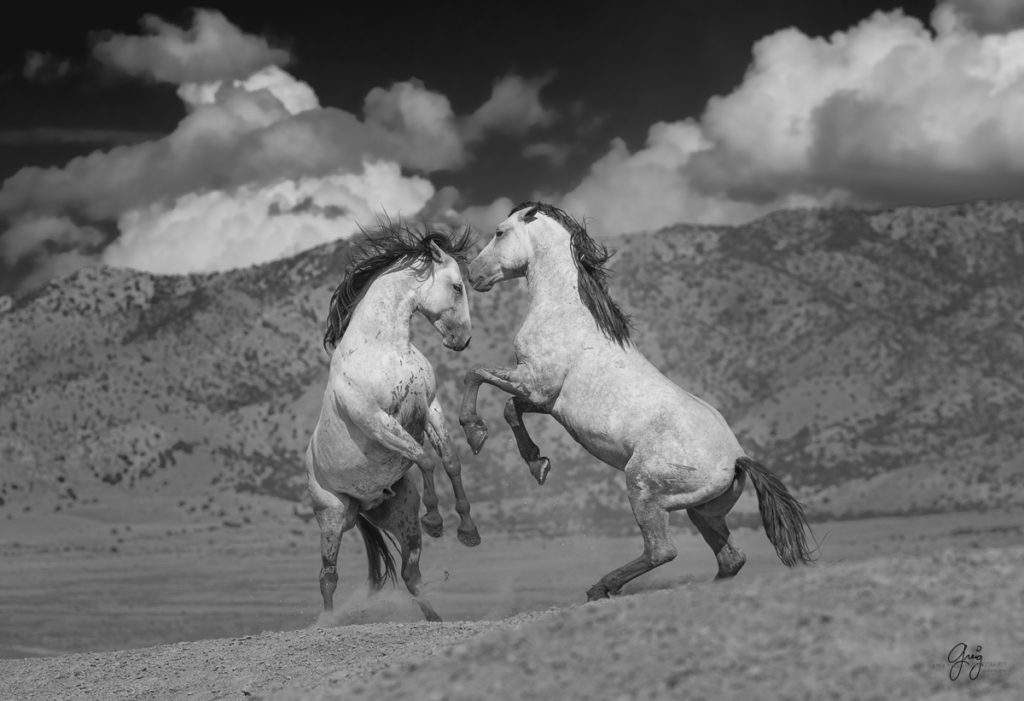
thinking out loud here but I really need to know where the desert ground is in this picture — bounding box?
[1,502,1022,699]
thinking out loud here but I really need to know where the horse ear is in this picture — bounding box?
[429,239,447,264]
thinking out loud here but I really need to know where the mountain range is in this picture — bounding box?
[2,200,1022,535]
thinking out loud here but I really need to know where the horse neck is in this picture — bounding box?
[344,268,419,352]
[524,237,585,316]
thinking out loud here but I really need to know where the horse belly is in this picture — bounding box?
[328,455,412,510]
[571,427,632,470]
[311,408,423,510]
[551,395,633,470]
[551,356,684,470]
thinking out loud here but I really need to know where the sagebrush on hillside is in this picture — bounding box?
[1,201,1023,533]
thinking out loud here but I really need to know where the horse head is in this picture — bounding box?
[469,203,570,292]
[468,201,633,347]
[417,239,473,351]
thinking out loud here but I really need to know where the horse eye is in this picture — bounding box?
[495,229,504,238]
[453,283,463,294]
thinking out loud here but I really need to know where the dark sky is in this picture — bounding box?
[0,0,939,205]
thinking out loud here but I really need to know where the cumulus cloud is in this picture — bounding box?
[103,161,434,274]
[523,142,571,167]
[1,9,558,290]
[467,74,557,138]
[176,65,319,114]
[560,122,769,235]
[458,197,517,237]
[363,80,468,171]
[415,186,463,224]
[0,76,299,221]
[0,216,109,292]
[92,8,290,84]
[0,216,106,266]
[555,6,1024,233]
[0,56,557,231]
[22,51,72,83]
[933,0,1024,34]
[0,68,444,279]
[0,71,499,236]
[691,9,1024,205]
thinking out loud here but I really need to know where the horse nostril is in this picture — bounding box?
[465,337,471,349]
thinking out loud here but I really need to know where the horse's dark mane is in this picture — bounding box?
[322,217,472,352]
[510,201,633,347]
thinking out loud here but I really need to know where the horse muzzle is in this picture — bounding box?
[444,334,472,352]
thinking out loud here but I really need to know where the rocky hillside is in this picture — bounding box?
[2,201,1023,534]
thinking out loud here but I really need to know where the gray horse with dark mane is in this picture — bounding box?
[460,201,816,600]
[306,219,479,621]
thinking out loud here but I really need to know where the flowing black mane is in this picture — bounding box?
[510,201,633,347]
[322,218,473,352]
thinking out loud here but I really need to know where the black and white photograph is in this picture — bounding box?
[1,1,1021,698]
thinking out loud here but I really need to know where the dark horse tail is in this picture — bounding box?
[355,515,399,591]
[735,457,817,566]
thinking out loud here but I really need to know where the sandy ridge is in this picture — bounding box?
[3,545,1020,701]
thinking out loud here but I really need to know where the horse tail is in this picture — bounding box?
[735,457,818,566]
[355,515,399,592]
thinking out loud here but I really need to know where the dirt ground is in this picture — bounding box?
[277,545,1024,701]
[1,507,1022,700]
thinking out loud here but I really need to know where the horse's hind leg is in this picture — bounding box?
[503,397,551,485]
[586,454,743,600]
[687,469,747,579]
[364,474,443,622]
[313,492,359,612]
[416,459,444,539]
[586,456,678,601]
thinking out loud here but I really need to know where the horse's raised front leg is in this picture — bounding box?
[459,364,535,454]
[503,397,551,485]
[346,403,445,538]
[336,383,438,474]
[426,397,481,547]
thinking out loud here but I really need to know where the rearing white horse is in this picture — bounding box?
[306,220,479,622]
[460,201,816,601]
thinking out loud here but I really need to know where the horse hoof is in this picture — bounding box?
[529,457,551,485]
[457,528,481,547]
[586,584,611,602]
[421,514,443,538]
[463,420,489,454]
[417,601,444,622]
